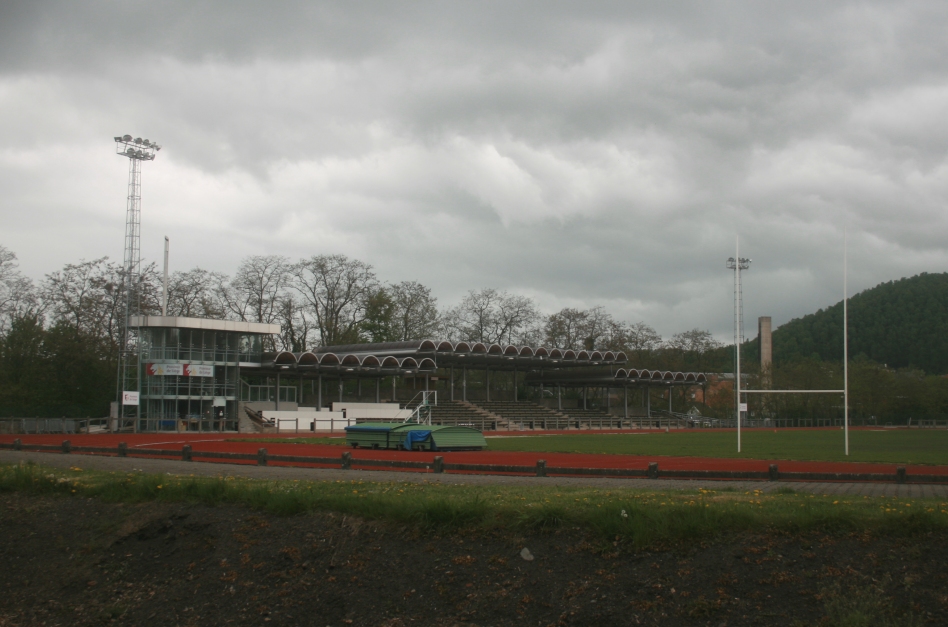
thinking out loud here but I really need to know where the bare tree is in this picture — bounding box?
[443,289,539,345]
[544,308,588,349]
[275,295,312,352]
[667,328,721,354]
[578,306,612,350]
[666,328,722,371]
[215,255,291,324]
[40,257,126,359]
[390,281,439,341]
[544,306,637,351]
[625,321,663,353]
[165,268,226,318]
[291,254,378,347]
[0,245,38,334]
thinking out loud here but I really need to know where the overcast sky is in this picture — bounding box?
[2,1,947,341]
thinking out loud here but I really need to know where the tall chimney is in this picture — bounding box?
[758,316,772,386]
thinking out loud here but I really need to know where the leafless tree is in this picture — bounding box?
[442,289,539,345]
[165,268,226,318]
[665,328,722,371]
[40,258,126,359]
[291,254,378,347]
[390,281,439,341]
[0,245,39,334]
[215,255,291,325]
[544,306,638,351]
[625,321,663,353]
[275,295,312,352]
[544,307,587,349]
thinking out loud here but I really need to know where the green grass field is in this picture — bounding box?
[3,461,947,549]
[486,429,948,465]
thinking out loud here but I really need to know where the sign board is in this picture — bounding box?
[185,364,214,378]
[122,391,140,406]
[738,403,748,412]
[146,363,214,378]
[146,363,184,376]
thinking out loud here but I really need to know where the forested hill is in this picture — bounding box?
[768,272,948,374]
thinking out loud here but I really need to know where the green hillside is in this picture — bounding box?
[765,272,948,374]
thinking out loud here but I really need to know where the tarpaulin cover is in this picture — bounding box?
[403,430,433,450]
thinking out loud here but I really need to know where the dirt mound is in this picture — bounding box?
[0,493,944,626]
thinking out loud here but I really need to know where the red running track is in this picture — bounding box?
[2,432,946,478]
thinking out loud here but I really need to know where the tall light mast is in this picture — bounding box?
[727,237,751,452]
[114,134,160,431]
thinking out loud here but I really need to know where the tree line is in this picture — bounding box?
[0,245,724,416]
[0,245,725,356]
[7,244,946,423]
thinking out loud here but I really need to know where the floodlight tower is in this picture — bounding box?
[114,134,160,430]
[726,237,751,452]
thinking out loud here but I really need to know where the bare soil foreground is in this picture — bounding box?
[2,491,946,626]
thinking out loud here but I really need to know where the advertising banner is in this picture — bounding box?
[146,363,215,377]
[122,391,140,406]
[185,364,215,378]
[146,363,184,376]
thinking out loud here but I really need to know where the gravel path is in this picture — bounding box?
[4,450,947,498]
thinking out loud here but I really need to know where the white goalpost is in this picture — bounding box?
[731,231,850,455]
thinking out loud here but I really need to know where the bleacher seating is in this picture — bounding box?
[471,401,571,430]
[559,407,623,429]
[429,400,504,430]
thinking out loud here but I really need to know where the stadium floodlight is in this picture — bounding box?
[726,238,751,452]
[115,135,160,161]
[114,133,161,432]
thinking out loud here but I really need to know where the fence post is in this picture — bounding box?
[536,459,547,477]
[118,442,127,457]
[769,464,779,481]
[648,462,659,479]
[341,451,352,470]
[257,448,268,466]
[61,440,71,454]
[13,438,21,451]
[896,467,906,484]
[433,456,444,474]
[182,444,192,462]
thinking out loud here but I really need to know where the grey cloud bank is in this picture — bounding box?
[1,1,947,340]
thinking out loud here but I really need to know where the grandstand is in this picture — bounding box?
[130,323,708,433]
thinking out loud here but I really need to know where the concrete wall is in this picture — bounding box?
[331,402,410,421]
[262,410,350,432]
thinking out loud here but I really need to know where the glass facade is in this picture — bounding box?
[138,328,264,431]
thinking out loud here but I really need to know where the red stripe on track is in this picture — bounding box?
[3,432,946,477]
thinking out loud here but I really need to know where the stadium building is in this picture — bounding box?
[130,317,706,433]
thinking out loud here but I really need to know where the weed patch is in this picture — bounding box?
[2,461,947,549]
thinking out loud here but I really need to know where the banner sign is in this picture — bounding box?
[122,391,139,406]
[146,364,214,378]
[185,364,214,378]
[738,403,748,412]
[146,363,183,376]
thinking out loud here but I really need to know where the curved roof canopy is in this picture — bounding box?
[258,339,628,376]
[525,368,707,387]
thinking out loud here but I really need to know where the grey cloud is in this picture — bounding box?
[2,1,948,342]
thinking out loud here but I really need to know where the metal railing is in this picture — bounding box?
[403,391,437,425]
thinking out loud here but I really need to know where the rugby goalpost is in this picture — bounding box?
[730,231,849,455]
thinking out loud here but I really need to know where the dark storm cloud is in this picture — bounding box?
[2,1,948,339]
